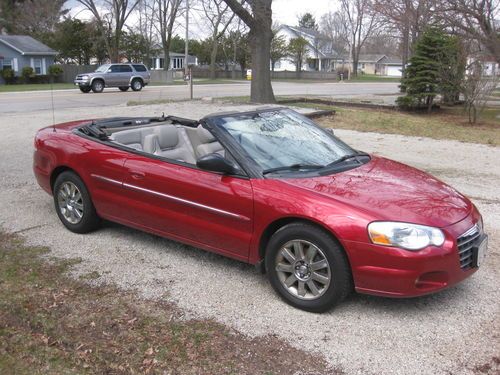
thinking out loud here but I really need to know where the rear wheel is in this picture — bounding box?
[131,78,143,91]
[91,79,104,93]
[265,222,352,312]
[53,171,100,233]
[119,86,129,92]
[79,86,91,93]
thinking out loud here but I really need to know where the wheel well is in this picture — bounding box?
[91,78,104,85]
[131,77,143,83]
[50,166,75,192]
[259,217,339,261]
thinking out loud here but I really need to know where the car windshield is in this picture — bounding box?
[95,64,110,73]
[212,109,357,174]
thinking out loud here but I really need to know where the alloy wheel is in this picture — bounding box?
[57,181,84,224]
[275,239,331,300]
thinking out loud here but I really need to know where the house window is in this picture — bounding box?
[1,58,13,70]
[172,58,183,70]
[159,58,164,69]
[34,58,42,74]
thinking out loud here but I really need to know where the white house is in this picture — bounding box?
[150,52,198,71]
[273,25,339,72]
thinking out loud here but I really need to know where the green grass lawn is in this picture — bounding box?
[316,105,500,146]
[0,231,334,374]
[0,83,77,92]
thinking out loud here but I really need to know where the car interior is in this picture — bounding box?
[106,123,225,164]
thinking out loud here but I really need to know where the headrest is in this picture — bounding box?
[155,125,179,149]
[197,125,216,144]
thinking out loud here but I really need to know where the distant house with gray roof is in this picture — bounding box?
[0,35,58,83]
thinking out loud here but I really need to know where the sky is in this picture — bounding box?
[67,0,338,38]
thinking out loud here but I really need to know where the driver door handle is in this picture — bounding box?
[130,171,145,180]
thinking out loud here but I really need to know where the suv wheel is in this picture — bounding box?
[265,222,353,312]
[79,86,91,93]
[91,79,104,93]
[119,86,129,92]
[131,79,143,91]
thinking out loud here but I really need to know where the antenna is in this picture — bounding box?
[50,75,56,132]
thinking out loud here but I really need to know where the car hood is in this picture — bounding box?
[281,156,472,228]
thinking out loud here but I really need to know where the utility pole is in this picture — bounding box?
[184,0,189,76]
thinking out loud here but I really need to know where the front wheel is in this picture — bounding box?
[53,171,100,233]
[91,79,104,93]
[79,86,91,93]
[265,222,352,312]
[131,79,143,91]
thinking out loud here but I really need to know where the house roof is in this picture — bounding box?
[382,56,403,65]
[0,35,58,55]
[280,25,340,59]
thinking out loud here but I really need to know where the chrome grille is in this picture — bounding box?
[457,224,481,270]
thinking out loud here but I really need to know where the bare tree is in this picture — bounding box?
[339,0,381,77]
[136,0,159,68]
[76,0,141,62]
[222,0,275,103]
[151,0,183,71]
[463,59,499,123]
[320,12,349,54]
[202,0,236,79]
[372,0,436,78]
[438,0,500,64]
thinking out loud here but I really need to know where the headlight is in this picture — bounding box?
[368,221,445,250]
[81,75,89,79]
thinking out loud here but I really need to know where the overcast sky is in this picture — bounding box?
[67,0,338,38]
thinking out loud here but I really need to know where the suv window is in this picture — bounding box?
[109,65,121,73]
[120,65,133,72]
[132,64,147,72]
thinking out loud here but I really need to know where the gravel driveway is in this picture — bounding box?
[0,101,498,375]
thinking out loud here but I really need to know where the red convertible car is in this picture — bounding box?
[33,108,488,312]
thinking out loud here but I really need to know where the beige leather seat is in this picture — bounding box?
[109,128,153,150]
[143,125,196,164]
[195,126,224,157]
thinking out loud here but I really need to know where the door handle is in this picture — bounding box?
[130,171,145,180]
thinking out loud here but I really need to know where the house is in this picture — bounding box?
[0,35,58,82]
[150,52,198,71]
[274,25,339,72]
[332,54,403,76]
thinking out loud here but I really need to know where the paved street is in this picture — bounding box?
[0,81,399,114]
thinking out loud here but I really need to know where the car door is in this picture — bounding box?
[119,64,133,86]
[121,155,254,261]
[106,64,121,86]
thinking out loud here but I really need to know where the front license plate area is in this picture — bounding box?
[474,235,488,267]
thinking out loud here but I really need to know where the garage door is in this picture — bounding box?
[387,66,402,77]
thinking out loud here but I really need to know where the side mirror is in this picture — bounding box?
[196,153,238,175]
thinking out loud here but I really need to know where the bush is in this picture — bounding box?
[396,95,417,110]
[1,68,15,84]
[48,65,63,76]
[21,66,35,83]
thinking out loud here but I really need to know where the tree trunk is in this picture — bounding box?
[249,27,275,103]
[163,35,172,71]
[209,40,218,79]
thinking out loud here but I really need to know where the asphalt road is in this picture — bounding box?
[0,81,399,114]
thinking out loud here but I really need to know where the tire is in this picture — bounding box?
[53,171,100,234]
[131,78,143,91]
[265,222,352,313]
[119,86,129,92]
[91,79,104,93]
[79,86,91,93]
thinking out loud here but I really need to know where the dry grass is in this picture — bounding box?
[315,106,500,146]
[0,231,339,375]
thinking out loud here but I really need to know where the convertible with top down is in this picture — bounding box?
[33,108,488,312]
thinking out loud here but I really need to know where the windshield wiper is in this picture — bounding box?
[263,164,324,175]
[327,152,370,168]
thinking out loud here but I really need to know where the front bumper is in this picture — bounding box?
[74,78,90,86]
[346,210,485,297]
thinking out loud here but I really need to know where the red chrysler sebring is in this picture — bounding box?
[33,108,488,312]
